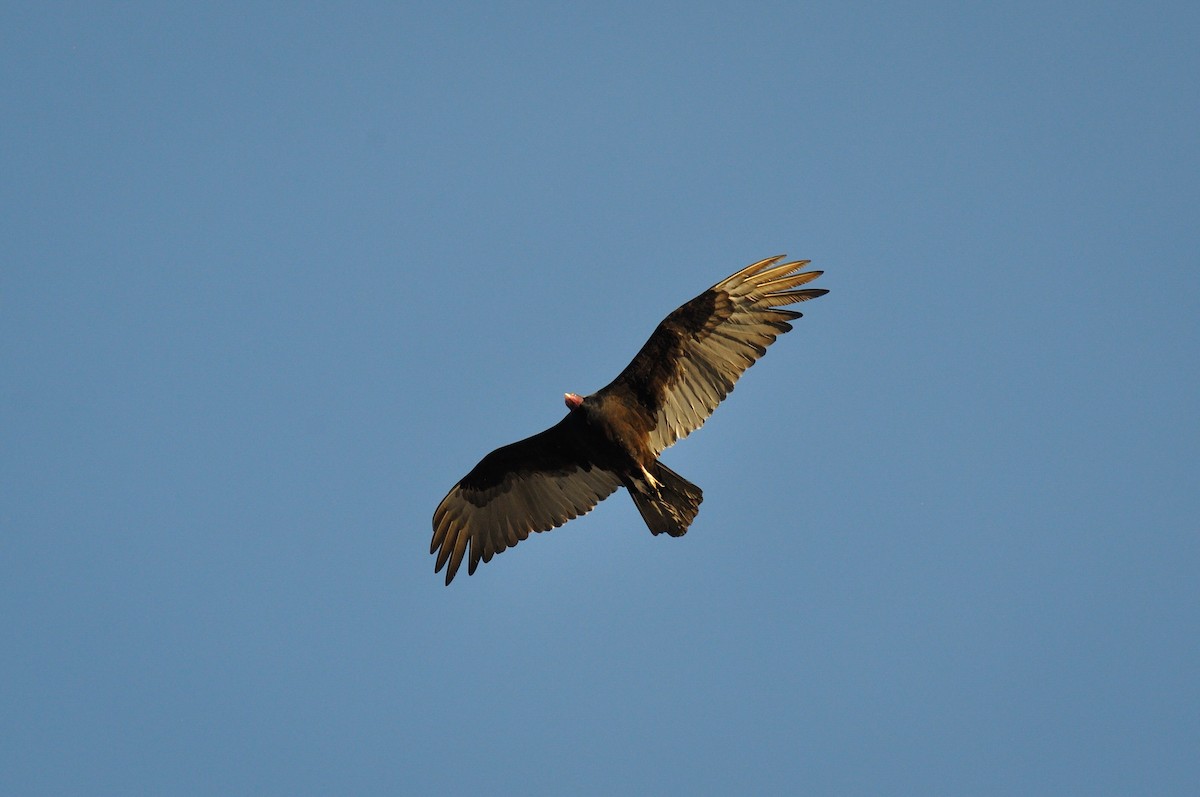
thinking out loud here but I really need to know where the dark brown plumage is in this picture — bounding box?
[431,255,828,584]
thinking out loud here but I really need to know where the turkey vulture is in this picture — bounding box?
[431,255,827,584]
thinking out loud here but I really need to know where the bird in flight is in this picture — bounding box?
[431,255,828,584]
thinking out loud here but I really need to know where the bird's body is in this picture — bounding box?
[431,255,827,584]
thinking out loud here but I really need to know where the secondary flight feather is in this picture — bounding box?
[431,255,828,584]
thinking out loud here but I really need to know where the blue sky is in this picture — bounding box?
[3,3,1197,794]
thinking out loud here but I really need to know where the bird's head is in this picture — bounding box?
[564,392,584,410]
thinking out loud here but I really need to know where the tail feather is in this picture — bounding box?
[628,461,703,537]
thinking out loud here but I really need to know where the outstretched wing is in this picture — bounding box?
[598,255,827,454]
[431,414,622,585]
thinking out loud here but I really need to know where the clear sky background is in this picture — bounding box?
[3,3,1197,795]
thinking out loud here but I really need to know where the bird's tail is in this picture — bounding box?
[629,461,703,537]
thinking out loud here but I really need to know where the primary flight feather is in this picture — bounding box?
[431,255,828,584]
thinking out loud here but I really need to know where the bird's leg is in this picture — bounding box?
[640,464,661,493]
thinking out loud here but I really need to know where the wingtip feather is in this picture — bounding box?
[730,254,787,281]
[753,258,812,282]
